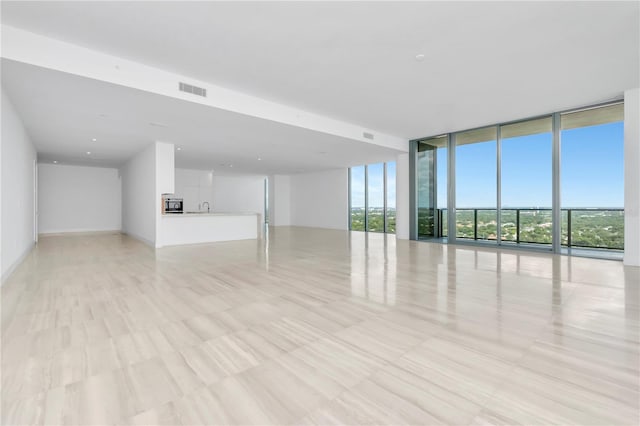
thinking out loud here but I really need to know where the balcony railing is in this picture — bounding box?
[424,208,623,250]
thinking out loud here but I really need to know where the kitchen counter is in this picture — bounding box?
[159,212,261,247]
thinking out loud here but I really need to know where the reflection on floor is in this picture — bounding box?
[2,227,638,425]
[562,246,624,261]
[420,236,625,261]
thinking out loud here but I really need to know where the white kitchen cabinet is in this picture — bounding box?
[199,171,213,188]
[174,168,215,211]
[183,186,199,212]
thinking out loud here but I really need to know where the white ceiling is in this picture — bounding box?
[2,1,638,141]
[2,59,401,173]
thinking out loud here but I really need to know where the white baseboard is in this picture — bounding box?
[623,257,640,267]
[38,228,155,249]
[1,241,35,284]
[121,231,156,248]
[38,228,122,236]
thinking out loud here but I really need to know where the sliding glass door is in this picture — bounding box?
[416,135,447,239]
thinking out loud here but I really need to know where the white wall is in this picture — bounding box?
[155,142,175,248]
[290,168,348,230]
[120,141,174,248]
[624,88,640,267]
[213,175,265,216]
[1,88,37,282]
[174,168,214,212]
[395,153,410,240]
[156,142,175,196]
[120,143,157,246]
[1,90,2,279]
[37,164,121,234]
[269,174,291,226]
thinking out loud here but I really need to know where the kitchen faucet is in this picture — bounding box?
[202,201,210,213]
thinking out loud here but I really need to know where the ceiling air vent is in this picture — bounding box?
[179,82,207,97]
[363,132,374,140]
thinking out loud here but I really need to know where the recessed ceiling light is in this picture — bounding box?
[415,53,426,62]
[257,157,262,161]
[92,138,97,142]
[86,151,91,155]
[176,147,182,151]
[53,160,58,164]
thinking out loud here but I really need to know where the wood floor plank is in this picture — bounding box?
[2,228,638,425]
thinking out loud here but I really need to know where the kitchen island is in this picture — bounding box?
[159,212,261,247]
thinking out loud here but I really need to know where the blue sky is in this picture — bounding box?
[561,122,623,207]
[454,121,623,208]
[352,121,623,209]
[350,162,395,208]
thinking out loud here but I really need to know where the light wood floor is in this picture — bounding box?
[2,227,639,425]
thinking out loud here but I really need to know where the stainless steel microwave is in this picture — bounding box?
[164,198,183,213]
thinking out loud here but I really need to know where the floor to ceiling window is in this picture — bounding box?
[500,117,553,245]
[410,101,624,258]
[560,103,624,250]
[437,141,448,237]
[455,126,497,241]
[349,165,366,231]
[386,162,397,233]
[349,161,396,234]
[366,163,385,232]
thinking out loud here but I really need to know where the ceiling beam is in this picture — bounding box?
[1,25,408,153]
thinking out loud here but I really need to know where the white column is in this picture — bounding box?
[155,141,175,248]
[624,88,640,266]
[269,174,291,226]
[395,153,410,240]
[268,175,276,225]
